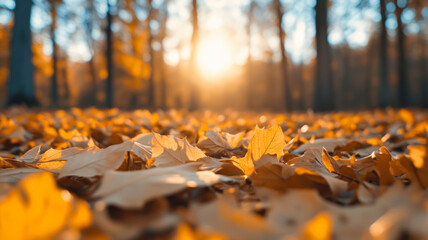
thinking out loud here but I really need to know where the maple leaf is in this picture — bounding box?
[233,125,285,176]
[151,132,206,167]
[92,163,232,209]
[248,125,285,161]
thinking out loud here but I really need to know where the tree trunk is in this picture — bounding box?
[274,0,291,111]
[147,0,155,109]
[86,1,98,107]
[105,1,114,108]
[379,0,391,108]
[7,0,37,106]
[50,1,59,107]
[159,0,169,109]
[394,0,408,107]
[365,38,374,108]
[189,0,199,111]
[342,47,351,109]
[414,0,427,108]
[89,56,97,105]
[62,58,70,105]
[419,32,427,108]
[246,1,255,110]
[314,0,334,111]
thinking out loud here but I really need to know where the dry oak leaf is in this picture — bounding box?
[294,138,347,154]
[233,125,285,176]
[189,191,274,240]
[374,147,395,186]
[321,147,340,173]
[31,147,88,171]
[0,168,44,184]
[197,130,233,154]
[92,163,232,209]
[152,132,206,167]
[131,133,153,161]
[59,140,134,178]
[0,172,91,240]
[407,144,428,188]
[197,130,245,155]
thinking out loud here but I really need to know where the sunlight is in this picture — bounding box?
[196,36,233,76]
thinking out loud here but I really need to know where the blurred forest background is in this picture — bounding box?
[0,0,427,111]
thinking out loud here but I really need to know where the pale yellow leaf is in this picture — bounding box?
[59,140,134,178]
[92,163,231,209]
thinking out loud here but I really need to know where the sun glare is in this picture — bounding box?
[196,37,232,76]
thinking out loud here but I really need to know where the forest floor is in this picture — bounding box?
[0,107,427,239]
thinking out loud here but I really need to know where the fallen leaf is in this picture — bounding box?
[0,168,44,184]
[189,190,274,240]
[197,130,232,155]
[59,140,134,178]
[92,163,232,209]
[0,172,91,239]
[294,138,347,154]
[302,212,332,240]
[152,133,206,167]
[248,125,285,161]
[232,125,285,176]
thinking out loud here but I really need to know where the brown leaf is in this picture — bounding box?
[374,147,395,186]
[294,138,348,154]
[92,163,232,209]
[59,140,134,178]
[152,132,206,167]
[197,130,233,155]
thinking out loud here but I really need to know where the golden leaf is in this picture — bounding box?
[302,212,332,240]
[0,172,91,239]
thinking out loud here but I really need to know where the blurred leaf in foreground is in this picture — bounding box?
[0,172,91,240]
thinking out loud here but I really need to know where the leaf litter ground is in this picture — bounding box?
[0,107,427,239]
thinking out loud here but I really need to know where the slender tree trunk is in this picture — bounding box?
[62,58,70,105]
[297,64,305,110]
[419,32,427,108]
[159,0,169,109]
[127,0,140,108]
[394,1,408,107]
[379,0,390,108]
[342,47,351,109]
[50,2,59,107]
[89,57,97,105]
[313,0,334,111]
[246,1,255,110]
[105,0,114,108]
[8,0,37,106]
[147,0,155,108]
[266,59,275,110]
[274,0,291,111]
[189,0,199,111]
[86,1,98,106]
[365,38,374,108]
